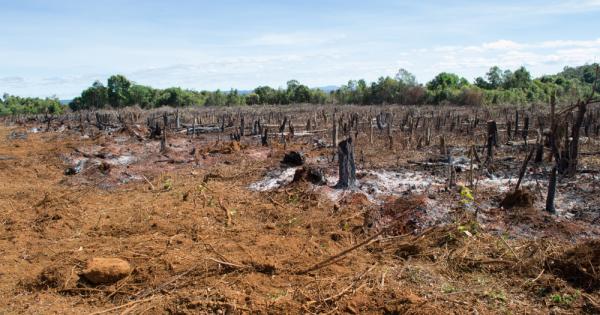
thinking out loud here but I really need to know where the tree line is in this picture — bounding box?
[1,63,597,115]
[0,94,62,116]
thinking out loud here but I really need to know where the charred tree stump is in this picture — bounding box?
[439,135,447,156]
[387,120,393,151]
[545,166,557,214]
[335,138,357,189]
[239,115,245,137]
[486,120,498,164]
[369,115,374,144]
[522,115,530,146]
[534,129,544,164]
[160,113,168,153]
[567,101,587,177]
[514,110,519,137]
[261,128,269,146]
[279,116,288,134]
[332,112,338,148]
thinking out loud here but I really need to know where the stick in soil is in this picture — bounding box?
[514,147,535,192]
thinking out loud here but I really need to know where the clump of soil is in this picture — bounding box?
[80,258,132,285]
[292,166,326,185]
[548,240,600,292]
[500,188,534,209]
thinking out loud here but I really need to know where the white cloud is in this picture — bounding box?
[416,38,600,81]
[482,40,523,50]
[0,76,25,86]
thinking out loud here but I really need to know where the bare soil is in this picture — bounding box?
[1,106,600,314]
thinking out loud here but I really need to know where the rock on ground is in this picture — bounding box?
[81,257,132,284]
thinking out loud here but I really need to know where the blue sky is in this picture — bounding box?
[1,0,599,98]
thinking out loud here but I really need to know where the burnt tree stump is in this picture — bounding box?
[545,166,557,214]
[486,120,498,163]
[335,138,357,189]
[261,128,269,146]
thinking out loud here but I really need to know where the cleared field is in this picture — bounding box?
[1,105,599,314]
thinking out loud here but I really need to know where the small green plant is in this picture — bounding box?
[268,290,288,301]
[163,178,173,190]
[550,291,580,305]
[485,290,507,302]
[441,283,457,294]
[342,221,350,231]
[460,185,474,203]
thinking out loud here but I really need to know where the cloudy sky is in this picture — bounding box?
[1,0,599,98]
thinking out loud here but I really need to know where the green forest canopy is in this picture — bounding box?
[1,63,598,115]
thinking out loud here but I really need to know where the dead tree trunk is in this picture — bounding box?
[534,129,544,164]
[335,138,357,189]
[545,166,557,214]
[160,113,168,153]
[387,120,393,150]
[515,147,535,191]
[566,101,587,177]
[332,112,338,148]
[486,120,497,163]
[261,128,269,146]
[369,115,374,144]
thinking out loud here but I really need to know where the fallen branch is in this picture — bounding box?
[296,228,388,275]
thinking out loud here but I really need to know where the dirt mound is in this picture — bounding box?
[500,189,534,209]
[549,240,600,292]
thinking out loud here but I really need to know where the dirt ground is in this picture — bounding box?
[1,109,600,314]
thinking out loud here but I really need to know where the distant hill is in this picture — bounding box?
[314,85,339,93]
[60,99,72,105]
